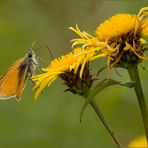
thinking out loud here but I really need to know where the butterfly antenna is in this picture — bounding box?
[30,40,37,51]
[37,45,54,60]
[44,45,54,60]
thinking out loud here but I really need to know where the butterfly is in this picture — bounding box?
[0,49,38,100]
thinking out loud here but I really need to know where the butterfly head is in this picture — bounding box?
[26,50,38,65]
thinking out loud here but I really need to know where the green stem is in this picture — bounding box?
[128,65,148,146]
[88,99,123,147]
[80,79,134,123]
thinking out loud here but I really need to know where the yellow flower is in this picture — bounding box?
[32,48,95,99]
[96,14,139,42]
[128,136,147,147]
[69,7,148,70]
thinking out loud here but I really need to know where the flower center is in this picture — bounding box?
[59,63,93,96]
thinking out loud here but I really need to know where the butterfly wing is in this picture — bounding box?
[0,57,27,100]
[16,65,28,99]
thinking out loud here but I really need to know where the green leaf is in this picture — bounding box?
[80,79,134,122]
[119,81,135,88]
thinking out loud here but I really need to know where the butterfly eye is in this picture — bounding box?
[27,52,32,59]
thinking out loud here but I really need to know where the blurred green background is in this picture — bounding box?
[0,0,148,147]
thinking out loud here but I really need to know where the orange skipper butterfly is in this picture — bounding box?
[0,44,37,100]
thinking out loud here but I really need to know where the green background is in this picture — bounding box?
[0,0,148,147]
